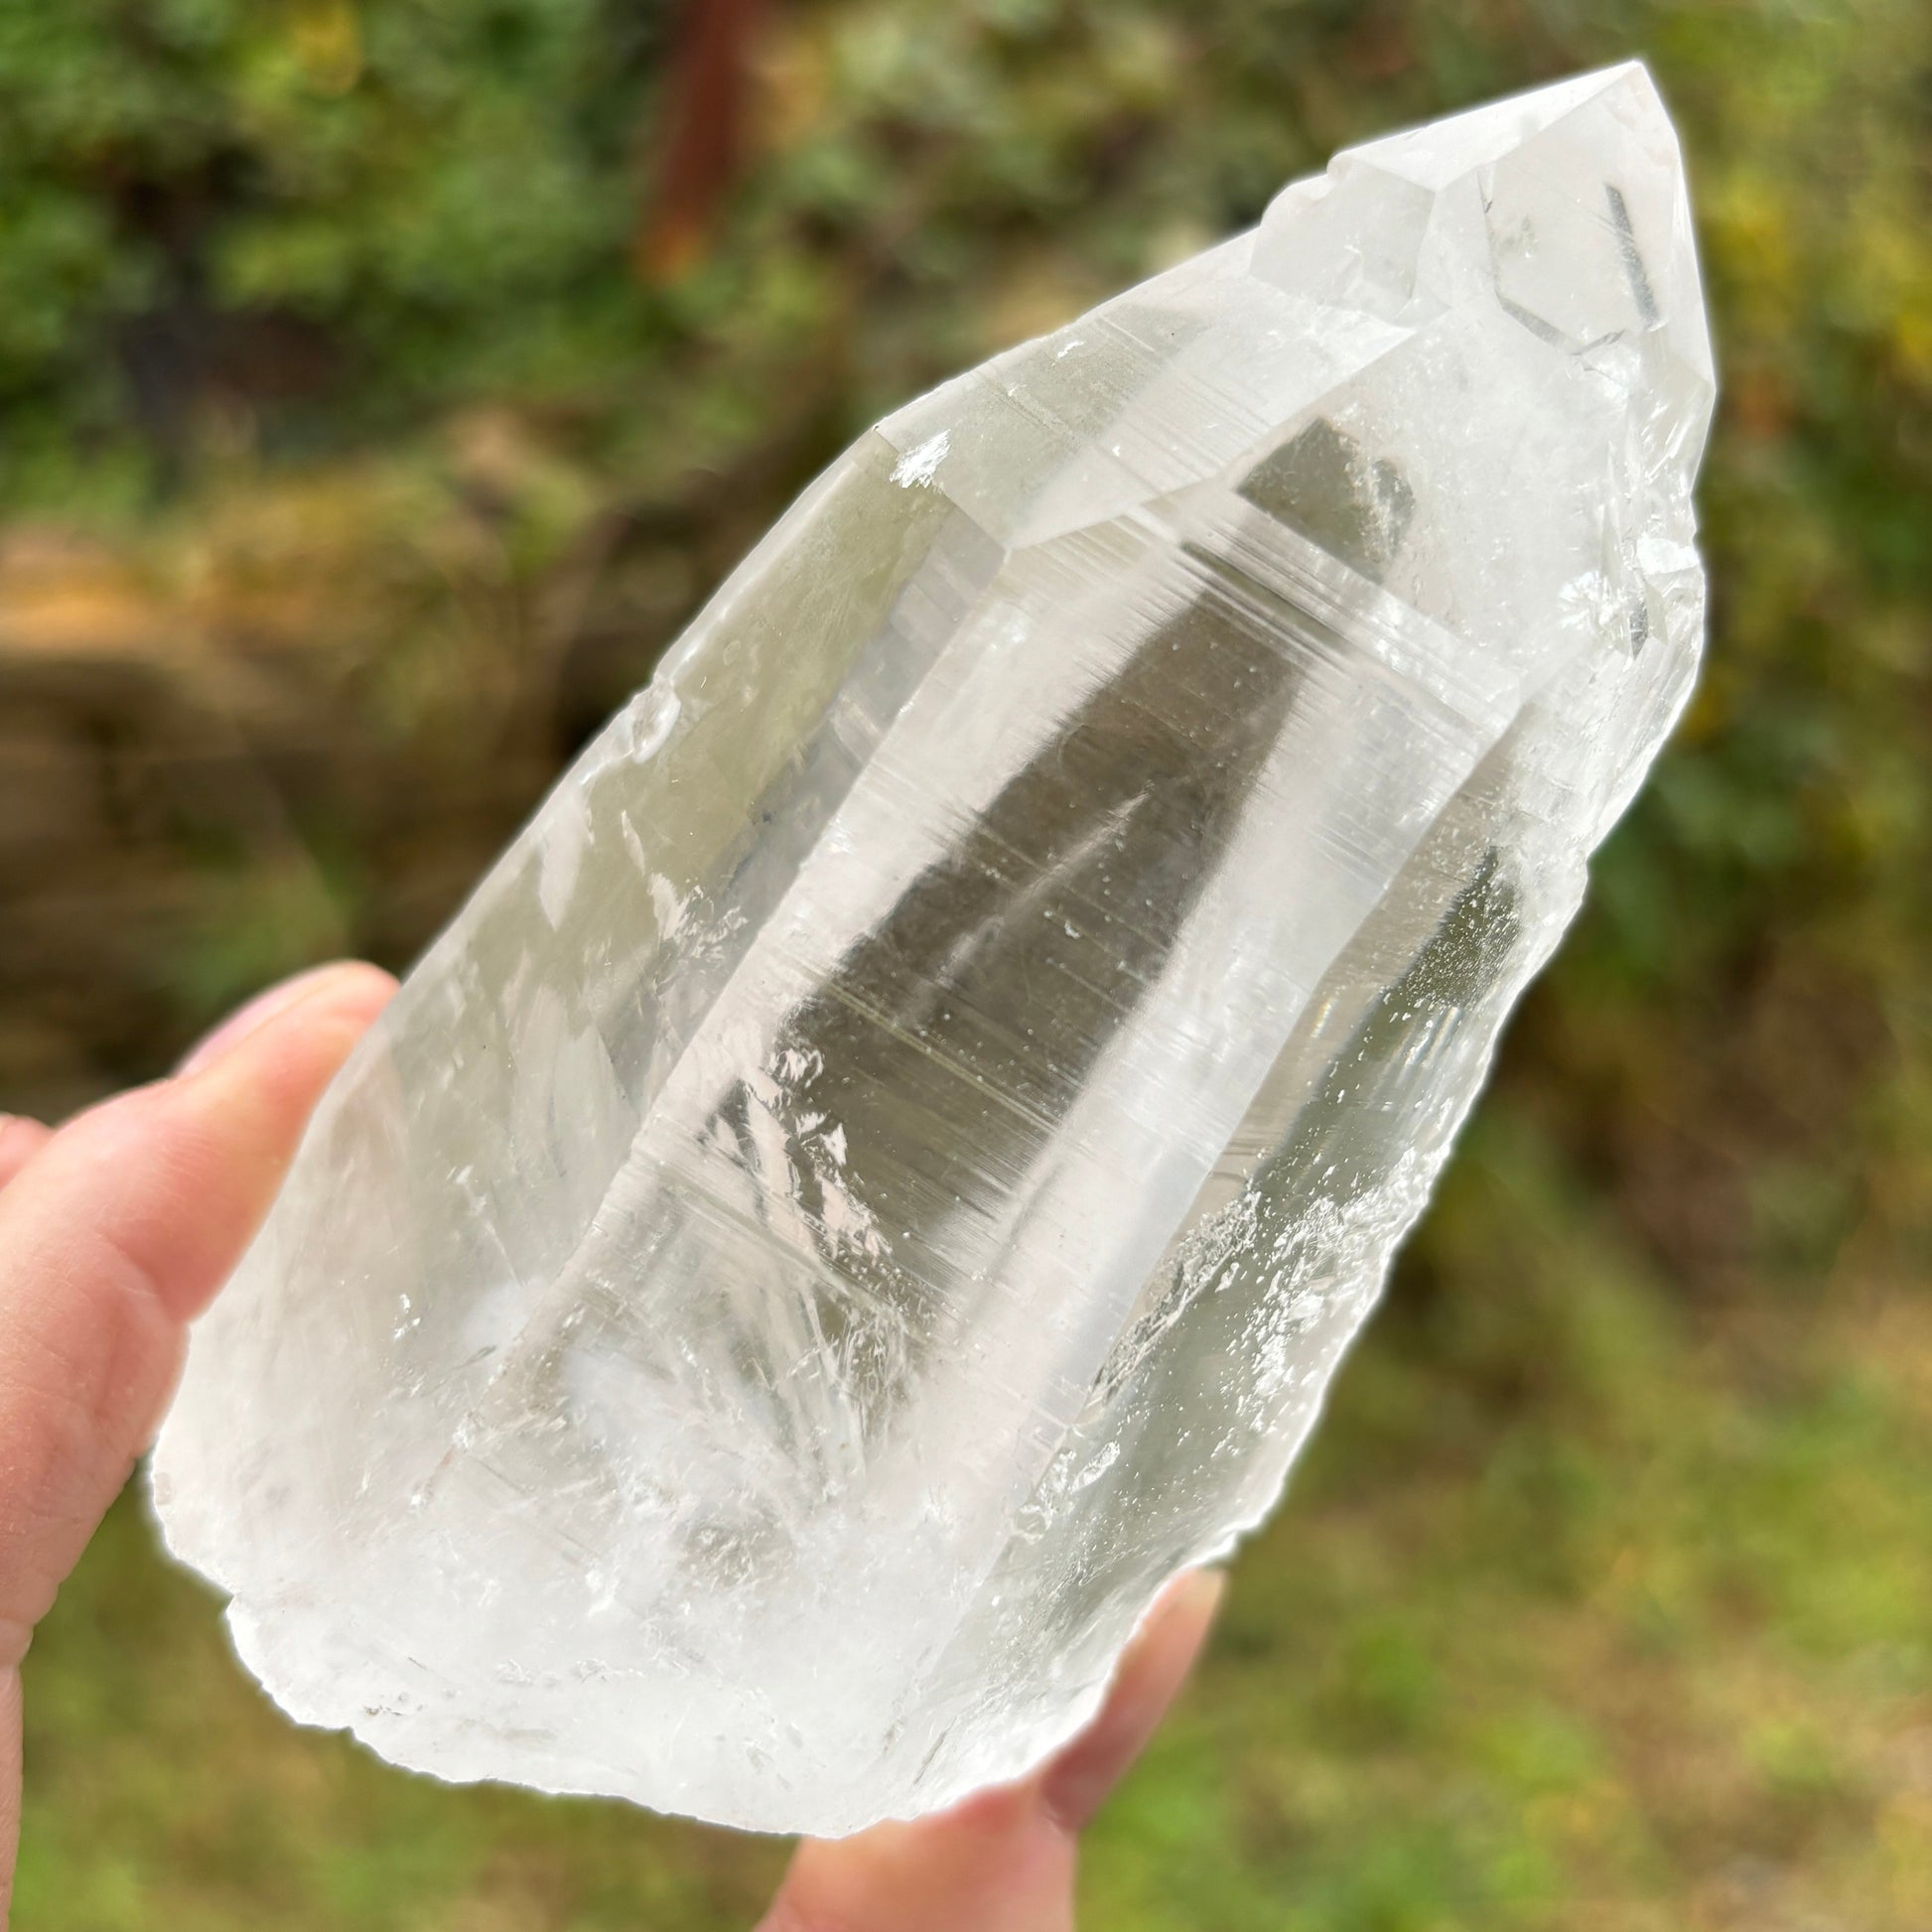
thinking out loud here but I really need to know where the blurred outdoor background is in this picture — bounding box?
[4,0,1928,1926]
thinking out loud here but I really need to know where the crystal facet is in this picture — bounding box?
[153,65,1713,1834]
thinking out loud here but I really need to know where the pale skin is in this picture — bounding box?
[0,962,1221,1930]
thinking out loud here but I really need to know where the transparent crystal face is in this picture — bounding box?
[153,64,1713,1833]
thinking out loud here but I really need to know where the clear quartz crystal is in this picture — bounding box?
[153,64,1713,1834]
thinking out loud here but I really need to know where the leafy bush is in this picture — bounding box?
[6,1,1931,1924]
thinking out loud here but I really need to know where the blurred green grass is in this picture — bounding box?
[6,0,1929,1925]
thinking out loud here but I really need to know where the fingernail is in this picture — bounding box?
[177,964,365,1077]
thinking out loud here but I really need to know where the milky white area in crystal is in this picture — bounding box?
[152,65,1713,1834]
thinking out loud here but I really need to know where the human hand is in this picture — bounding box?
[756,1566,1222,1932]
[0,960,1220,1928]
[0,961,397,1916]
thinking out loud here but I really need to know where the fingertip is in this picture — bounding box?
[1151,1567,1228,1652]
[0,962,395,1660]
[181,962,392,1095]
[1037,1568,1224,1834]
[759,1576,1224,1931]
[177,961,397,1079]
[281,962,398,1058]
[127,962,394,1322]
[172,958,393,1182]
[314,959,401,1017]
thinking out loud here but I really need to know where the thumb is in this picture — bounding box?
[0,960,394,1919]
[0,962,395,1652]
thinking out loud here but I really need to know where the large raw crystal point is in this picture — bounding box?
[153,65,1712,1834]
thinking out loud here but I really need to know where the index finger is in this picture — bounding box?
[0,963,394,1660]
[0,963,392,1919]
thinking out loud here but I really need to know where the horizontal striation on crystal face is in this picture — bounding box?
[152,63,1713,1834]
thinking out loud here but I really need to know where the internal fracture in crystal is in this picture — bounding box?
[153,64,1714,1835]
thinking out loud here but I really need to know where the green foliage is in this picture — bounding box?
[8,0,1931,1924]
[0,0,669,498]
